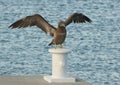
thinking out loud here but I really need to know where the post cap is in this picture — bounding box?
[49,48,70,54]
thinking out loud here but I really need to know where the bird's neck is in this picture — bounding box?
[58,27,66,33]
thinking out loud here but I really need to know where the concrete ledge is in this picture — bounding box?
[0,76,90,85]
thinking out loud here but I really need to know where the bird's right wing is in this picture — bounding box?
[9,14,56,36]
[65,13,92,26]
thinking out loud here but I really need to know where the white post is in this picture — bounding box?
[44,48,76,83]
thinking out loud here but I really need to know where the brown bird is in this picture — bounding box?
[9,13,92,48]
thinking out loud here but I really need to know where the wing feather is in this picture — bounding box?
[65,13,92,26]
[9,14,56,36]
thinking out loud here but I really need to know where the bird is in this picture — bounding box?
[9,13,92,48]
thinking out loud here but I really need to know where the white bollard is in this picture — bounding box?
[44,48,76,83]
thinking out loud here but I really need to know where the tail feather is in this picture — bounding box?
[48,42,53,46]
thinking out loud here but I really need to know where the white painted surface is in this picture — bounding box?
[44,48,76,83]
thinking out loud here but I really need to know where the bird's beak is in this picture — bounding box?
[61,23,66,27]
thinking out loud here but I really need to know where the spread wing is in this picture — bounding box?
[65,13,92,26]
[9,14,56,36]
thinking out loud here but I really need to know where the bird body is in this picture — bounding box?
[49,25,66,47]
[9,13,92,48]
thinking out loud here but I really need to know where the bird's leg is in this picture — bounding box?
[54,44,57,49]
[59,44,63,48]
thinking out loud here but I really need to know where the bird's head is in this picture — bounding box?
[58,21,66,28]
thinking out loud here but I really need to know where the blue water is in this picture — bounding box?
[0,0,120,85]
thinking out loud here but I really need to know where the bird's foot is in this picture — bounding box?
[54,45,63,49]
[59,45,63,48]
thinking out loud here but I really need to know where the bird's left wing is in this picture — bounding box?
[9,14,56,36]
[65,13,92,26]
